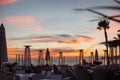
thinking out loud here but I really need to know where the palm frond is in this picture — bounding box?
[90,6,120,10]
[117,34,120,39]
[98,19,110,29]
[113,37,118,40]
[118,30,120,32]
[97,27,101,30]
[114,0,120,4]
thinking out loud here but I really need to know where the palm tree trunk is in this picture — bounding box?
[104,28,109,66]
[119,45,120,64]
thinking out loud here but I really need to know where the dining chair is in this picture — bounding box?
[51,74,63,80]
[41,70,46,76]
[75,69,91,80]
[15,70,25,74]
[45,71,52,78]
[92,69,107,80]
[32,74,44,80]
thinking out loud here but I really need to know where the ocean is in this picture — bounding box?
[8,56,96,66]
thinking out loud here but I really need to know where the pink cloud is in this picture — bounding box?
[6,16,35,26]
[3,16,42,30]
[108,22,120,33]
[28,25,43,30]
[0,0,18,6]
[31,36,53,42]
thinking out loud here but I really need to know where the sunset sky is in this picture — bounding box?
[0,0,120,59]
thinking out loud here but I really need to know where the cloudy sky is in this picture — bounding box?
[0,0,120,58]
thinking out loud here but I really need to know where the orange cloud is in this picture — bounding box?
[7,47,79,59]
[0,0,18,6]
[83,37,93,42]
[7,48,16,52]
[58,36,93,44]
[7,48,17,59]
[58,40,80,44]
[7,47,104,60]
[9,34,93,44]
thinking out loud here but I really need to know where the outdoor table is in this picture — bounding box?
[115,71,120,80]
[15,73,35,80]
[39,79,53,80]
[87,69,94,73]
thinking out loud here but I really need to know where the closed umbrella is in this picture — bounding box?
[90,52,94,66]
[95,49,99,61]
[45,48,50,65]
[0,23,8,67]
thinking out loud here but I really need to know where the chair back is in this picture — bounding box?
[41,70,46,76]
[66,67,76,80]
[46,71,52,78]
[19,76,29,80]
[0,70,14,80]
[16,70,25,74]
[92,69,107,80]
[32,74,43,80]
[107,70,115,80]
[51,74,62,80]
[75,69,91,80]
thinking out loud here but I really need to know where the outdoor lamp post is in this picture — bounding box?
[59,52,63,65]
[79,49,84,66]
[90,52,94,66]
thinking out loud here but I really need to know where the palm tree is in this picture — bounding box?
[97,19,110,66]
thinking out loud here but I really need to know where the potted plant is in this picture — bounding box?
[2,62,17,72]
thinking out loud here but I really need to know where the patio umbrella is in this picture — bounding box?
[95,49,99,61]
[90,52,94,65]
[0,23,8,67]
[45,48,50,65]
